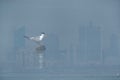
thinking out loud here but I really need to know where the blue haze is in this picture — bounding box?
[0,0,120,80]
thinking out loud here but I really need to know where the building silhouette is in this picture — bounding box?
[104,34,120,65]
[14,26,26,49]
[78,25,102,65]
[14,26,26,71]
[44,34,62,68]
[109,34,119,56]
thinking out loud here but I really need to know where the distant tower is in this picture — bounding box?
[14,26,26,50]
[14,26,26,70]
[109,34,119,56]
[45,34,60,68]
[78,25,101,64]
[105,34,120,65]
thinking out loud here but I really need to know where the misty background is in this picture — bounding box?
[0,0,120,80]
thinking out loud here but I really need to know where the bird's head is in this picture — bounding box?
[41,32,45,35]
[41,32,47,38]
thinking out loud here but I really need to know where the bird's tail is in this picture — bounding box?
[24,36,30,39]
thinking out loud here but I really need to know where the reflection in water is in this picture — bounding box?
[36,45,46,69]
[38,53,43,69]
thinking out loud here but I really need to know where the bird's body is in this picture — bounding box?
[24,32,45,45]
[29,34,44,41]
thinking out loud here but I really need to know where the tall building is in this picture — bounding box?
[68,44,78,66]
[14,26,26,70]
[44,34,61,68]
[104,34,120,65]
[109,34,119,56]
[78,26,101,64]
[14,26,26,50]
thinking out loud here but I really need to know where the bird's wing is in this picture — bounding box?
[24,34,45,42]
[24,36,35,41]
[39,34,44,41]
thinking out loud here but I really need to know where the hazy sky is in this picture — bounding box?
[0,0,120,62]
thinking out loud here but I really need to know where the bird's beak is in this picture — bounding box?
[45,35,47,37]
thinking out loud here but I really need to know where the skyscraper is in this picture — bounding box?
[44,34,61,68]
[104,34,120,65]
[109,34,119,56]
[14,26,26,70]
[78,25,101,65]
[14,26,26,50]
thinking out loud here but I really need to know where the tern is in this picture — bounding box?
[24,32,46,45]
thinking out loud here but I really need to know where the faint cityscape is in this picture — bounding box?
[12,23,120,71]
[0,0,120,80]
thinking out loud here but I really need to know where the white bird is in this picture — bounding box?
[24,32,46,45]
